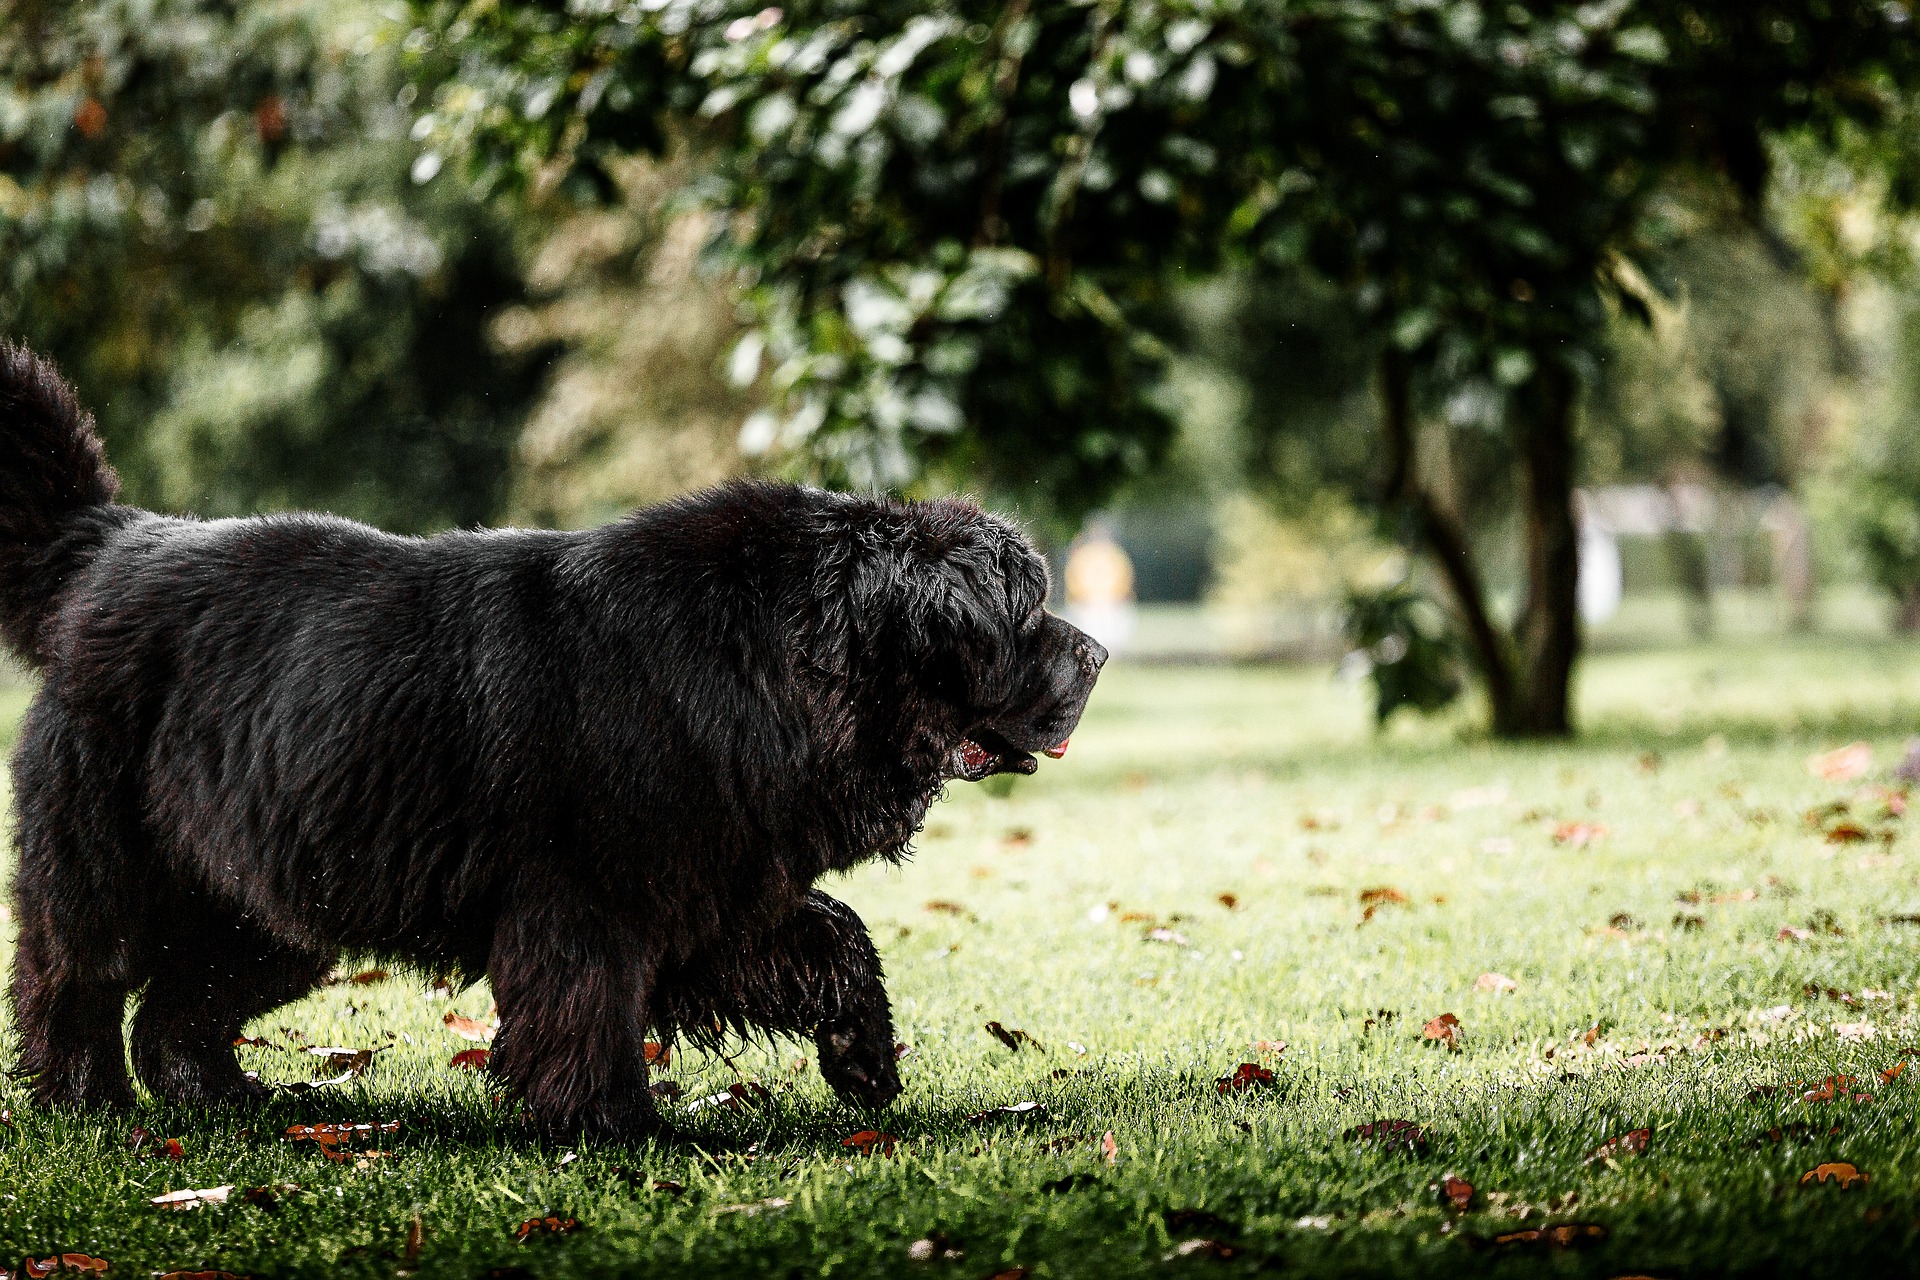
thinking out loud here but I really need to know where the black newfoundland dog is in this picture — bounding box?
[0,343,1105,1141]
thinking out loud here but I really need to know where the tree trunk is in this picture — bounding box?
[1507,362,1581,738]
[1899,587,1920,635]
[1378,351,1520,731]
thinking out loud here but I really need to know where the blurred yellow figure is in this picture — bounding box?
[1064,519,1136,654]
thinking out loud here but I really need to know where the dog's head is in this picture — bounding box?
[807,491,1107,785]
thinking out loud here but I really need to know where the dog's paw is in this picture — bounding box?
[816,1020,903,1109]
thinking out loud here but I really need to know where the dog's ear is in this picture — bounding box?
[804,521,902,684]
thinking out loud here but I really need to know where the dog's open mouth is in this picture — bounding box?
[953,729,1071,783]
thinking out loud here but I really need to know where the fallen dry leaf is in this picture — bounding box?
[149,1185,233,1211]
[443,1012,496,1042]
[1216,893,1239,910]
[1882,1061,1908,1085]
[1585,1128,1651,1163]
[1778,926,1814,942]
[1215,1062,1275,1095]
[1344,1119,1429,1153]
[231,1035,270,1048]
[1488,1223,1609,1249]
[685,1081,772,1113]
[1800,1161,1868,1189]
[1474,972,1518,994]
[449,1048,491,1071]
[1801,1075,1874,1104]
[1439,1174,1474,1210]
[1359,886,1409,908]
[305,1046,375,1076]
[1553,822,1609,848]
[1252,1039,1288,1056]
[1422,1013,1463,1050]
[643,1041,671,1066]
[514,1215,581,1242]
[348,969,389,985]
[24,1258,112,1277]
[842,1129,898,1156]
[984,1021,1042,1052]
[1809,743,1873,783]
[1099,1130,1119,1164]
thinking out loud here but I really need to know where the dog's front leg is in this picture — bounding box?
[486,894,663,1143]
[658,889,901,1109]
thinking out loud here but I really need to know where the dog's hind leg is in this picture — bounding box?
[129,894,334,1104]
[487,890,663,1143]
[659,890,901,1109]
[8,703,145,1109]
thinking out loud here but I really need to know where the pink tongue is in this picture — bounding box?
[1043,738,1070,759]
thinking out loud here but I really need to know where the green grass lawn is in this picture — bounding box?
[5,638,1920,1278]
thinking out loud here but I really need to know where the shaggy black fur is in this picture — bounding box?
[0,342,1105,1141]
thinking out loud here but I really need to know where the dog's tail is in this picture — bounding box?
[0,341,121,666]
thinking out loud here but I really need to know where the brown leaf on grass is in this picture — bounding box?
[1214,1063,1275,1095]
[1809,743,1873,783]
[1881,1061,1908,1085]
[685,1081,772,1113]
[443,1012,496,1042]
[1422,1013,1463,1050]
[149,1185,233,1211]
[285,1121,401,1152]
[348,969,389,985]
[1800,1162,1868,1188]
[240,1184,297,1211]
[1825,822,1873,844]
[231,1036,270,1048]
[1217,893,1239,910]
[1778,926,1814,942]
[306,1047,375,1076]
[1002,828,1034,847]
[1552,822,1609,848]
[642,1041,671,1066]
[1585,1128,1651,1163]
[450,1048,491,1071]
[842,1129,898,1156]
[1359,886,1408,908]
[923,900,972,918]
[514,1216,581,1242]
[1119,910,1156,923]
[1487,1223,1609,1249]
[1439,1174,1474,1210]
[984,1021,1042,1052]
[1474,973,1518,994]
[1344,1119,1429,1153]
[1801,1076,1873,1104]
[1100,1131,1120,1164]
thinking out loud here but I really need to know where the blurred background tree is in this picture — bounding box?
[6,0,1920,739]
[0,0,550,531]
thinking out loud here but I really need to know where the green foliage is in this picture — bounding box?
[1343,580,1466,725]
[0,0,548,531]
